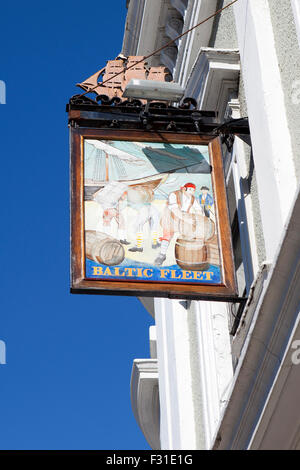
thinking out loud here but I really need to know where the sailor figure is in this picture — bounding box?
[93,181,129,243]
[126,186,161,252]
[155,182,203,266]
[199,185,214,218]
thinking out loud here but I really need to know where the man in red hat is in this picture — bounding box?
[155,182,203,266]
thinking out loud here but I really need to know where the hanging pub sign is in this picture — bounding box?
[70,127,237,300]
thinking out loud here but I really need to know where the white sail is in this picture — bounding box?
[93,181,128,209]
[85,140,146,165]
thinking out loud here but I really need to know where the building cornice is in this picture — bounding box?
[184,48,240,120]
[122,0,147,56]
[174,0,218,86]
[122,0,186,72]
[130,359,160,449]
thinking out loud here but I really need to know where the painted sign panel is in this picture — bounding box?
[84,139,221,284]
[71,129,237,300]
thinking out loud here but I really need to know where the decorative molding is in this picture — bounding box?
[165,17,184,42]
[122,0,146,55]
[130,359,160,450]
[170,0,188,17]
[185,48,240,120]
[225,97,240,120]
[122,0,188,74]
[174,0,219,86]
[160,45,178,73]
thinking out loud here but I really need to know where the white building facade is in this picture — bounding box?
[125,0,300,450]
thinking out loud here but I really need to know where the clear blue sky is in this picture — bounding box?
[0,0,154,450]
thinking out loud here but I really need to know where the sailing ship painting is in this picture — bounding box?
[84,138,222,284]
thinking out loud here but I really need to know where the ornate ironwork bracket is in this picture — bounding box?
[214,117,251,152]
[67,95,250,143]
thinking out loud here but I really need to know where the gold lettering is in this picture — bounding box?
[103,267,112,276]
[193,271,204,280]
[136,268,143,277]
[114,267,125,277]
[125,268,136,277]
[181,270,192,280]
[171,270,181,279]
[160,269,170,279]
[143,269,153,278]
[205,271,213,280]
[92,266,103,275]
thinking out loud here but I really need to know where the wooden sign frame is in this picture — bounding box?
[70,127,237,300]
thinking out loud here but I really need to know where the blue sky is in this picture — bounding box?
[0,0,154,450]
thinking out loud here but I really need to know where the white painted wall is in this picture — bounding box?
[233,0,297,261]
[154,298,198,449]
[154,298,233,450]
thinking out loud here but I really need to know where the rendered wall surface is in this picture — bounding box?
[209,0,238,48]
[268,0,300,180]
[209,1,266,268]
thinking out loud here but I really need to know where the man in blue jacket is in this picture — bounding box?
[199,186,214,218]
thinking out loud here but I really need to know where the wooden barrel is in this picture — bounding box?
[175,237,209,271]
[179,214,215,241]
[85,230,125,266]
[206,234,220,266]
